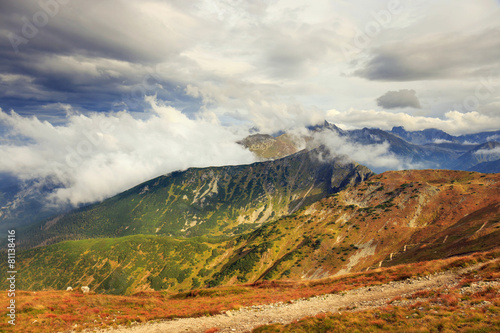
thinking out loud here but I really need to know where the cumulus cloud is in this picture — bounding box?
[0,98,256,207]
[376,89,421,109]
[1,0,500,127]
[183,78,326,133]
[326,109,500,135]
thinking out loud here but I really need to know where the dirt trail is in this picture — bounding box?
[93,269,472,333]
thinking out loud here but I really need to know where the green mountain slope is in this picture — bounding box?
[3,170,498,295]
[5,235,220,294]
[19,148,372,249]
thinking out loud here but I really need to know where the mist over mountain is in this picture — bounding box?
[241,121,500,174]
[2,120,499,232]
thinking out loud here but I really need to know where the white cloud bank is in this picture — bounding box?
[312,131,423,172]
[0,98,256,207]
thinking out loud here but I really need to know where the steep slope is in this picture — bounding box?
[457,130,500,144]
[3,170,498,295]
[336,127,473,170]
[18,148,372,249]
[307,120,345,135]
[469,159,500,173]
[219,170,499,283]
[346,128,430,162]
[0,174,64,234]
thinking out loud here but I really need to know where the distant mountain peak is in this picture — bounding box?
[306,120,345,134]
[390,126,456,144]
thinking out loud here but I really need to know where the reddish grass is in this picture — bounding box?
[204,328,220,333]
[0,249,498,333]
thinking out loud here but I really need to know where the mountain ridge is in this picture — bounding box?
[3,169,498,295]
[16,147,373,249]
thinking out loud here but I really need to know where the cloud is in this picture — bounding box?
[0,1,214,114]
[487,134,500,141]
[433,139,453,144]
[326,108,500,135]
[474,146,500,156]
[0,98,256,207]
[0,0,344,127]
[312,131,423,172]
[1,0,499,128]
[354,29,500,81]
[376,89,421,109]
[183,78,326,133]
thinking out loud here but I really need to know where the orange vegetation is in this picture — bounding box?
[1,249,498,333]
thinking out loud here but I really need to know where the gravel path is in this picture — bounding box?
[95,270,465,333]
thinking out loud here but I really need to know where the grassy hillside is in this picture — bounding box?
[2,235,224,294]
[18,148,372,248]
[2,170,498,295]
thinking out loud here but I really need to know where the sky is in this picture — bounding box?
[0,0,500,207]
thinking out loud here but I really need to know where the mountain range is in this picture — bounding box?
[2,122,498,233]
[241,122,500,173]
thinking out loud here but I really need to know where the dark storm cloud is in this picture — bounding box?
[0,1,186,62]
[0,1,205,115]
[376,89,421,109]
[355,29,500,81]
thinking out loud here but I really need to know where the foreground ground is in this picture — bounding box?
[98,255,500,333]
[1,250,499,332]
